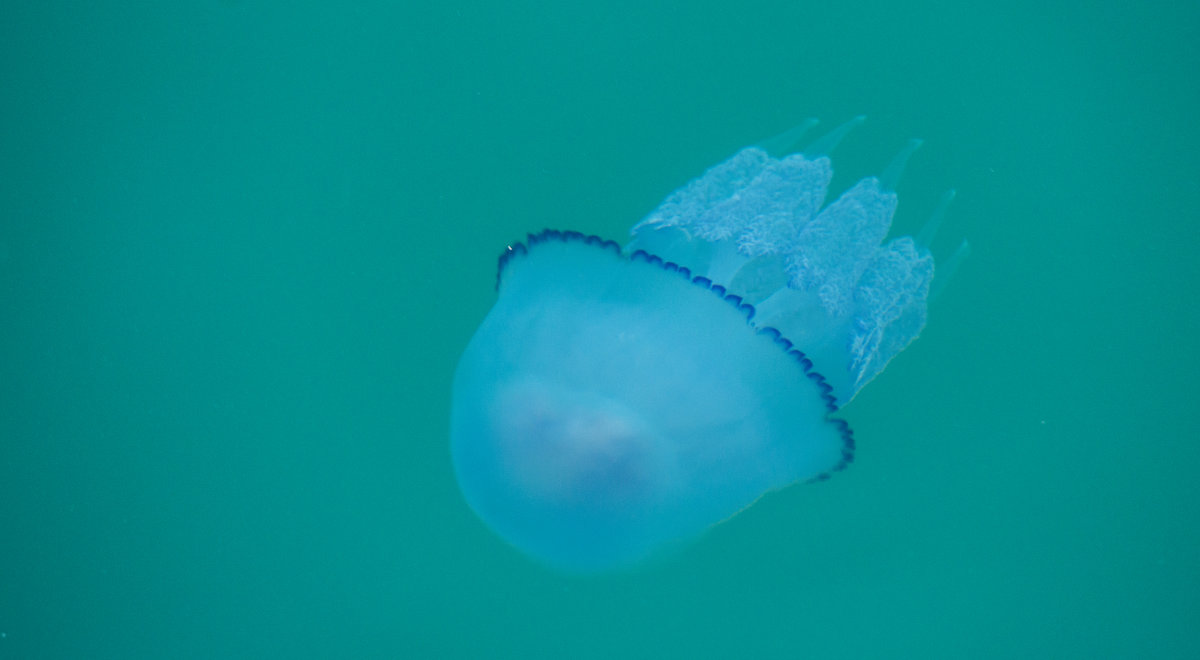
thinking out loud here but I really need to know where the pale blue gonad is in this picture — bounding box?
[450,119,967,573]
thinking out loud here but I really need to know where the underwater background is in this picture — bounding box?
[1,1,1197,658]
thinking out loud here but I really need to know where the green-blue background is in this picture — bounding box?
[2,2,1196,657]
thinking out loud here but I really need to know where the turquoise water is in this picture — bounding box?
[2,2,1197,657]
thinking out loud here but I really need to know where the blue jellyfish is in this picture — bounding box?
[450,119,964,572]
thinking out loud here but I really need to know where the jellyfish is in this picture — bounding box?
[450,119,966,572]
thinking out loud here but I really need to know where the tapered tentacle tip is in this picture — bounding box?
[757,118,820,156]
[804,115,866,157]
[930,238,971,302]
[879,138,923,191]
[950,238,971,261]
[916,188,957,248]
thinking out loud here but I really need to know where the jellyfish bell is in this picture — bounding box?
[452,231,849,571]
[450,120,958,572]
